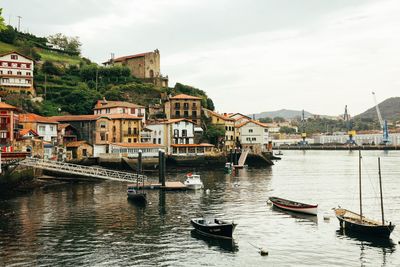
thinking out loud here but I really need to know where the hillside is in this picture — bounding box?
[252,109,313,120]
[355,97,400,122]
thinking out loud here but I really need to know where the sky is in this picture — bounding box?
[2,0,400,116]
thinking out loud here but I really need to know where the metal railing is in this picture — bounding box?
[19,158,148,183]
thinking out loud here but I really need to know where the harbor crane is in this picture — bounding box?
[344,105,356,145]
[299,110,308,146]
[372,92,390,145]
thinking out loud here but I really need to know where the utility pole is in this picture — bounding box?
[17,16,22,32]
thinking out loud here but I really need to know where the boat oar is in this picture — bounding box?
[248,242,269,256]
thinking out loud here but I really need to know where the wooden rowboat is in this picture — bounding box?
[268,197,318,215]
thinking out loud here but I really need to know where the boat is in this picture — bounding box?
[127,185,147,203]
[191,218,237,239]
[333,152,395,238]
[268,197,318,215]
[190,229,238,252]
[224,162,233,173]
[184,173,204,190]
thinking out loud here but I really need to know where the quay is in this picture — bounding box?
[129,181,188,190]
[275,145,400,150]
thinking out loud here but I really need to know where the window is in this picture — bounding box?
[113,137,116,142]
[175,110,180,116]
[83,149,87,157]
[158,138,161,144]
[134,138,137,143]
[128,138,132,143]
[100,133,106,141]
[185,138,189,144]
[26,79,31,84]
[0,70,2,74]
[252,137,256,141]
[26,72,31,76]
[133,128,137,135]
[113,126,116,132]
[249,129,253,133]
[39,126,45,132]
[128,127,132,135]
[184,111,189,117]
[7,71,12,75]
[174,129,179,137]
[182,129,187,137]
[17,71,22,75]
[153,138,156,144]
[21,64,26,68]
[225,126,228,130]
[11,55,18,60]
[106,108,110,114]
[2,78,9,83]
[50,126,54,131]
[174,103,180,109]
[192,102,197,107]
[122,108,126,113]
[264,129,268,132]
[192,111,197,117]
[183,103,189,109]
[100,122,107,129]
[131,108,135,114]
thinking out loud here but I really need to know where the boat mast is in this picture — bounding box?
[359,150,363,221]
[378,157,385,225]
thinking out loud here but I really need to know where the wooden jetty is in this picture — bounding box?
[130,181,188,191]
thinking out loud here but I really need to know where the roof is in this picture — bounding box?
[171,143,214,147]
[0,102,17,110]
[50,114,142,122]
[19,128,39,136]
[58,123,71,130]
[94,100,144,110]
[0,51,34,61]
[20,113,59,124]
[147,118,196,125]
[169,94,202,100]
[103,51,153,64]
[111,143,163,148]
[235,120,269,128]
[66,141,91,147]
[204,109,235,122]
[228,113,252,120]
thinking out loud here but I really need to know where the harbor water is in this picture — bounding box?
[0,151,399,266]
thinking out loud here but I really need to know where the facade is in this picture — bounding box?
[146,118,196,154]
[109,143,163,158]
[93,98,146,123]
[164,94,202,126]
[203,108,236,151]
[0,101,19,146]
[66,141,93,160]
[236,120,269,154]
[14,130,44,158]
[19,113,58,143]
[313,133,400,146]
[103,49,168,87]
[57,124,78,145]
[50,114,143,149]
[171,143,214,156]
[0,51,34,94]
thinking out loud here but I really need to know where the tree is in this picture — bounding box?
[0,8,6,31]
[0,26,17,43]
[273,116,286,123]
[47,33,82,54]
[204,124,225,147]
[279,126,296,134]
[206,98,215,111]
[259,117,273,123]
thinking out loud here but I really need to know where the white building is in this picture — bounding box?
[314,133,400,146]
[109,143,163,158]
[0,51,34,94]
[236,120,269,153]
[146,118,196,154]
[93,98,146,123]
[19,114,58,143]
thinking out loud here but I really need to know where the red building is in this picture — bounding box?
[0,101,19,147]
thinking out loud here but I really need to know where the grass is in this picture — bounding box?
[0,41,82,65]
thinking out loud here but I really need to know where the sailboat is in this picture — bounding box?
[333,151,395,238]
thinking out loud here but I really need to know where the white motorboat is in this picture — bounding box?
[184,173,204,190]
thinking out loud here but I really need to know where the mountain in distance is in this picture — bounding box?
[355,97,400,121]
[251,109,313,120]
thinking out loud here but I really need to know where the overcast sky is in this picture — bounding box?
[3,0,400,116]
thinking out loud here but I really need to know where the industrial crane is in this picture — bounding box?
[344,105,356,145]
[372,92,390,145]
[299,110,308,146]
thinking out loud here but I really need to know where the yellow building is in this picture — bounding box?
[164,94,202,126]
[203,108,236,151]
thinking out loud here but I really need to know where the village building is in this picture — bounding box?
[93,98,146,123]
[66,141,93,161]
[14,129,44,158]
[19,113,58,143]
[164,94,202,126]
[235,120,270,154]
[0,101,19,147]
[102,49,168,87]
[57,124,78,145]
[203,108,236,151]
[171,143,214,156]
[0,51,35,95]
[109,143,163,158]
[50,114,143,157]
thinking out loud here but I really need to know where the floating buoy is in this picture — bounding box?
[259,248,269,256]
[323,215,330,221]
[177,216,181,219]
[205,189,210,194]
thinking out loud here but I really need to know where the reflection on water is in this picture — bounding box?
[336,228,396,250]
[190,229,239,253]
[271,205,318,224]
[0,151,399,266]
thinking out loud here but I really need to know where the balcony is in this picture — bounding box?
[123,131,138,136]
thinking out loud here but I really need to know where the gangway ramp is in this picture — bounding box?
[235,148,250,168]
[19,158,147,183]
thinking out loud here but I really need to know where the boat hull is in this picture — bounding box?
[334,209,395,238]
[127,192,147,203]
[269,197,318,215]
[191,218,236,239]
[185,183,203,190]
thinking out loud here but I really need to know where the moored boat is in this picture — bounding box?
[191,218,237,239]
[224,162,233,173]
[333,152,395,238]
[127,185,147,203]
[269,196,318,215]
[184,173,204,190]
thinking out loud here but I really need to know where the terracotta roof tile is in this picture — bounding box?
[19,128,38,136]
[169,94,202,100]
[0,102,17,109]
[20,113,59,124]
[94,100,144,109]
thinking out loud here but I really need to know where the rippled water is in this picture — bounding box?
[1,151,399,266]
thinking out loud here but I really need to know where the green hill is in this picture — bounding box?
[355,97,400,122]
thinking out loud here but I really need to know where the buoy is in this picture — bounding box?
[259,248,269,256]
[177,216,181,219]
[206,189,210,194]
